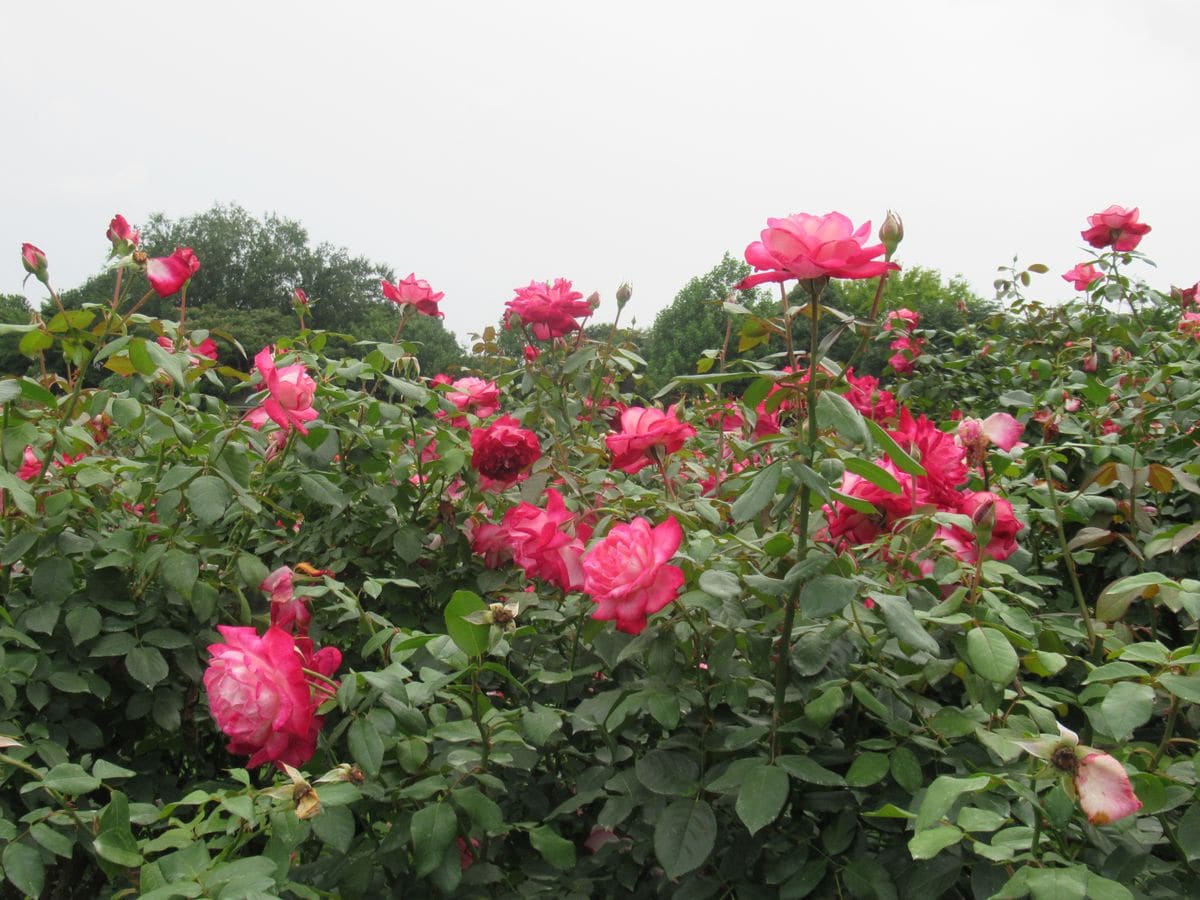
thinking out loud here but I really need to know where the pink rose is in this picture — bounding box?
[823,461,917,547]
[883,308,919,331]
[935,490,1024,563]
[888,409,967,508]
[156,335,218,365]
[1062,263,1102,291]
[106,214,140,251]
[1018,724,1142,826]
[583,516,685,635]
[381,273,444,318]
[888,334,924,374]
[470,415,542,489]
[843,369,898,423]
[145,247,201,297]
[1179,312,1200,338]
[20,243,48,284]
[606,406,696,475]
[737,212,901,289]
[502,489,586,591]
[294,288,310,308]
[203,625,341,769]
[445,377,500,419]
[252,346,319,435]
[505,278,593,340]
[1081,205,1151,252]
[956,412,1024,467]
[16,445,42,481]
[261,565,310,635]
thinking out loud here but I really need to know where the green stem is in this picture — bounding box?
[1041,456,1098,652]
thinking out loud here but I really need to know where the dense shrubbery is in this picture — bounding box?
[2,207,1200,898]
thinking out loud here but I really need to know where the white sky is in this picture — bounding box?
[3,0,1198,341]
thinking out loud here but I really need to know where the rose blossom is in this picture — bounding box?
[823,461,918,547]
[583,516,685,635]
[505,278,593,340]
[843,369,898,423]
[1081,205,1151,252]
[261,565,310,635]
[106,214,140,251]
[1062,263,1102,291]
[16,445,42,481]
[156,335,218,365]
[145,247,201,297]
[956,412,1024,467]
[204,625,341,769]
[445,376,500,420]
[381,273,444,318]
[502,489,586,591]
[737,212,900,290]
[252,346,319,435]
[934,490,1024,563]
[883,308,919,331]
[470,415,542,488]
[1179,312,1200,338]
[606,406,696,475]
[1016,723,1142,825]
[889,409,967,508]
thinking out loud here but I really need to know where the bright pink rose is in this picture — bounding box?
[737,212,901,289]
[16,445,42,481]
[146,247,201,297]
[502,489,586,591]
[843,369,898,423]
[1062,263,1102,291]
[583,516,685,635]
[889,409,967,508]
[381,273,444,318]
[884,308,919,331]
[21,243,48,284]
[294,288,310,308]
[1179,312,1200,337]
[823,461,917,547]
[957,412,1024,467]
[470,415,542,488]
[888,334,924,374]
[262,565,310,635]
[1081,205,1151,252]
[936,490,1024,563]
[606,406,696,474]
[106,214,140,251]
[203,625,341,769]
[156,335,218,365]
[446,377,500,419]
[505,279,593,340]
[252,347,319,435]
[523,345,541,362]
[470,520,513,569]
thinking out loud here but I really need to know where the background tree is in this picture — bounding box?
[0,294,35,377]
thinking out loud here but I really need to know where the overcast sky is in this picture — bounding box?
[4,0,1198,341]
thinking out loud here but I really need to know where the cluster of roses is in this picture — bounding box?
[1061,205,1151,293]
[824,377,1026,567]
[883,308,924,375]
[468,404,695,635]
[204,565,342,769]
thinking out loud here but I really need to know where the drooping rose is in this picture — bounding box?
[20,243,48,285]
[737,212,901,290]
[106,214,140,252]
[1016,723,1142,826]
[469,415,541,489]
[145,247,201,297]
[381,273,444,318]
[502,489,586,591]
[1081,205,1151,252]
[505,278,594,341]
[583,516,685,635]
[203,625,341,769]
[1062,263,1102,291]
[606,406,696,475]
[252,346,319,435]
[262,565,310,635]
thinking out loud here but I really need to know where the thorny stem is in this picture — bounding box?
[1150,628,1200,769]
[1041,456,1098,652]
[712,318,734,495]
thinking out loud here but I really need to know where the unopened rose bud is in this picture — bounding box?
[616,282,632,307]
[294,288,310,308]
[586,291,601,311]
[879,210,904,259]
[106,215,140,254]
[972,497,996,530]
[20,243,49,286]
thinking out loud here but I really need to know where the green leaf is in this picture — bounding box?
[1025,866,1088,900]
[730,460,783,522]
[654,797,716,880]
[18,376,57,407]
[966,627,1019,684]
[777,755,846,786]
[890,747,922,794]
[32,557,74,603]
[528,825,576,870]
[845,752,890,787]
[842,456,902,494]
[311,804,354,853]
[19,328,53,356]
[697,569,741,600]
[347,718,385,778]
[30,823,74,859]
[907,825,963,860]
[817,391,868,445]
[299,473,347,507]
[864,418,927,477]
[159,549,198,599]
[3,841,45,898]
[1096,572,1178,622]
[444,590,489,656]
[451,788,504,834]
[42,763,101,794]
[735,764,789,835]
[842,857,897,899]
[126,646,169,689]
[65,606,102,644]
[411,802,457,878]
[873,593,939,655]
[1083,661,1146,683]
[93,828,143,867]
[128,337,159,376]
[1088,682,1153,743]
[915,774,991,831]
[93,760,137,781]
[1157,673,1200,703]
[636,750,699,796]
[185,475,230,525]
[799,575,859,619]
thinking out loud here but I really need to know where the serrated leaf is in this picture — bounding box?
[730,460,783,522]
[158,549,198,599]
[444,590,489,656]
[908,825,963,860]
[185,475,230,525]
[874,593,940,655]
[3,841,45,897]
[348,718,385,778]
[915,774,991,831]
[735,764,789,835]
[966,627,1018,684]
[126,646,169,689]
[654,797,715,880]
[411,802,456,878]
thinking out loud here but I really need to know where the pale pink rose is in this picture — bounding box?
[446,377,500,419]
[203,625,341,769]
[1075,751,1143,825]
[145,247,201,297]
[583,516,684,634]
[1081,205,1151,252]
[252,346,318,435]
[16,445,42,481]
[606,406,696,474]
[884,308,919,331]
[381,273,444,318]
[1062,263,1102,291]
[505,278,593,340]
[737,212,900,289]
